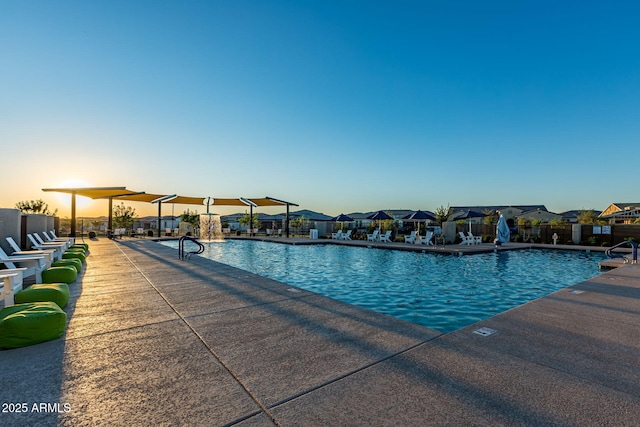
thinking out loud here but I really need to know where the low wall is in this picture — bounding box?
[0,208,21,254]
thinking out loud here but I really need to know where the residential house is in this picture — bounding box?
[599,203,640,224]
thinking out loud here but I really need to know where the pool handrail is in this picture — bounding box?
[178,236,205,260]
[605,240,638,264]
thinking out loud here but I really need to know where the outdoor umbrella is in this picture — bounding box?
[330,213,354,222]
[496,214,510,244]
[402,210,436,234]
[330,213,354,232]
[367,210,392,231]
[450,210,487,232]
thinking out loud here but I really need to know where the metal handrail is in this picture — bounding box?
[605,240,638,264]
[178,236,205,260]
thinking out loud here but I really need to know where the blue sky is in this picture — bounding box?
[2,1,639,218]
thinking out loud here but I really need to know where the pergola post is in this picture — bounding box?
[70,190,77,237]
[286,204,290,238]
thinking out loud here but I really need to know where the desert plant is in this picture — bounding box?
[434,204,450,225]
[239,212,261,230]
[15,199,57,215]
[113,203,136,229]
[180,209,200,234]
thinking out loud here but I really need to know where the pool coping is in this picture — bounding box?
[2,237,639,425]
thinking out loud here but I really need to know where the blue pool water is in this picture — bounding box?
[161,240,604,333]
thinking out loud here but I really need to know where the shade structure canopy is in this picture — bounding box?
[42,186,143,200]
[330,213,354,222]
[367,210,393,221]
[449,209,487,221]
[42,186,146,237]
[402,210,436,221]
[43,186,299,238]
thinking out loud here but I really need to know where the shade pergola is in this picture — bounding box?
[42,187,144,237]
[43,187,298,238]
[109,193,207,234]
[239,197,299,237]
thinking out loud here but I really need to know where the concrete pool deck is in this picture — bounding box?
[1,237,639,426]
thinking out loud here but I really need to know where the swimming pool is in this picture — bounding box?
[160,240,604,333]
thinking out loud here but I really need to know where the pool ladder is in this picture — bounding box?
[178,236,205,260]
[605,240,638,264]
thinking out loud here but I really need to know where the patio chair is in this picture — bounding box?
[43,231,74,246]
[467,232,482,245]
[341,230,353,240]
[367,230,379,242]
[26,234,64,260]
[404,231,417,244]
[420,231,434,246]
[379,230,392,243]
[458,232,472,245]
[0,247,46,284]
[49,230,75,246]
[6,237,54,268]
[331,230,343,240]
[33,233,69,250]
[0,270,24,306]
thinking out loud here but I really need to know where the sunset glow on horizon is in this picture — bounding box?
[2,1,639,218]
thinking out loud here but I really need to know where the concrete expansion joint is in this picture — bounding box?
[268,335,441,411]
[115,243,283,427]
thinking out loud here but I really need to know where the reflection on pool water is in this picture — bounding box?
[160,240,604,333]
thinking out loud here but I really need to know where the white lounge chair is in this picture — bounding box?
[27,234,64,260]
[33,232,69,250]
[379,230,392,243]
[467,232,482,245]
[420,231,434,246]
[331,230,343,240]
[367,230,379,242]
[0,247,46,284]
[404,231,416,244]
[43,231,74,246]
[6,237,54,268]
[50,230,75,245]
[0,269,24,306]
[341,230,352,240]
[458,232,472,245]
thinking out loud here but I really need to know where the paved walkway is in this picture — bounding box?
[1,237,639,426]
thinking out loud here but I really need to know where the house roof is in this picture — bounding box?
[450,205,548,214]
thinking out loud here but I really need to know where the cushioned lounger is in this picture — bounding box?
[42,266,77,284]
[15,283,70,309]
[62,251,86,263]
[52,258,82,273]
[70,243,89,251]
[0,302,67,349]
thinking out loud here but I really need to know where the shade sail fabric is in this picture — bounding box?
[42,187,142,199]
[212,198,252,206]
[497,214,510,243]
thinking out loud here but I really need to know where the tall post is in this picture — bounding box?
[70,190,77,237]
[286,204,290,238]
[157,201,162,236]
[107,196,114,238]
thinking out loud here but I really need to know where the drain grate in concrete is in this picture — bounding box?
[473,327,497,337]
